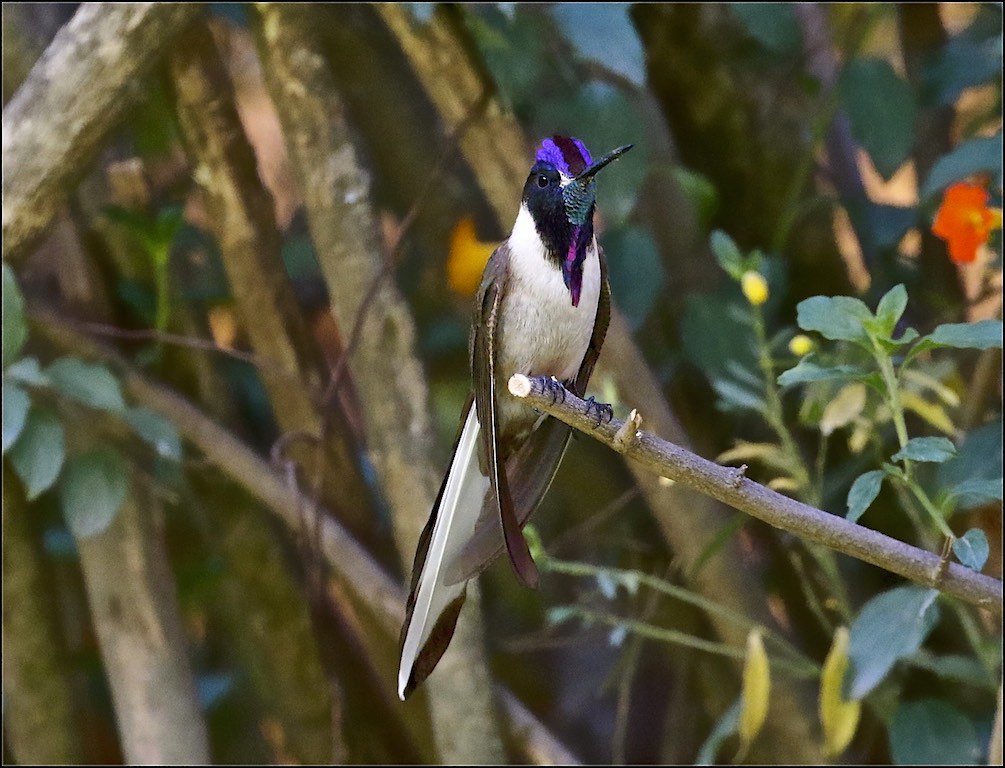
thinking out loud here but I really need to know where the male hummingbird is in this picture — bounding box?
[398,135,632,699]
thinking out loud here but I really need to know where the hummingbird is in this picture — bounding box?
[398,135,633,700]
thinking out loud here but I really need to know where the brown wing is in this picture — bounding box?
[444,244,612,584]
[471,243,539,589]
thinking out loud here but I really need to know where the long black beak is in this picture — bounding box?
[573,144,634,181]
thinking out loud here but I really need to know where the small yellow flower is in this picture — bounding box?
[741,270,769,306]
[788,334,815,357]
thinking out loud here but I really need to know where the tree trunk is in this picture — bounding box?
[2,2,201,263]
[2,468,85,764]
[167,20,379,548]
[253,5,506,763]
[75,480,210,764]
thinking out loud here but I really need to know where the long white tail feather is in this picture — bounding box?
[397,403,489,699]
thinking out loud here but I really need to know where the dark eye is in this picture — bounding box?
[537,174,550,188]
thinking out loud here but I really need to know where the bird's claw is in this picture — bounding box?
[584,395,614,427]
[544,376,567,405]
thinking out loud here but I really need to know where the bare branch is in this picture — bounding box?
[509,374,1004,613]
[57,318,262,367]
[2,3,201,262]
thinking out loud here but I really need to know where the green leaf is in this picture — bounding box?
[469,6,547,112]
[840,58,916,180]
[59,449,129,539]
[682,292,758,384]
[2,262,27,367]
[893,327,919,345]
[2,383,31,454]
[847,586,940,699]
[921,133,1003,198]
[523,524,543,561]
[281,236,322,282]
[919,320,1003,354]
[4,356,49,386]
[952,529,989,571]
[104,203,183,259]
[103,206,161,254]
[891,437,957,464]
[889,699,981,765]
[937,418,1002,488]
[710,230,745,280]
[872,284,908,339]
[671,167,718,230]
[945,478,1004,509]
[867,326,920,356]
[550,4,646,86]
[713,378,766,413]
[45,358,126,413]
[778,356,870,387]
[882,462,906,480]
[124,407,182,461]
[863,203,917,249]
[8,409,65,500]
[116,278,158,326]
[847,470,884,523]
[910,651,997,689]
[603,226,667,329]
[796,295,873,344]
[922,24,1003,107]
[153,205,184,254]
[729,3,801,56]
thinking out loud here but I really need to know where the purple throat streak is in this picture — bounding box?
[565,226,585,307]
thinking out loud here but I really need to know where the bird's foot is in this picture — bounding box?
[584,395,614,427]
[544,376,567,405]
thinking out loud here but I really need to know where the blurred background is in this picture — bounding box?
[2,3,1001,764]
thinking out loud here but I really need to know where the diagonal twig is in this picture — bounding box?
[508,374,1003,614]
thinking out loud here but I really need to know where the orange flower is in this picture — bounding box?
[447,216,495,296]
[931,182,1003,264]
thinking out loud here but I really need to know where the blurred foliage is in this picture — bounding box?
[3,263,183,534]
[3,2,1002,765]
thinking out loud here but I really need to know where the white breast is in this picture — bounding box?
[498,205,600,383]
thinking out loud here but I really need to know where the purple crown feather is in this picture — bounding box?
[536,135,592,177]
